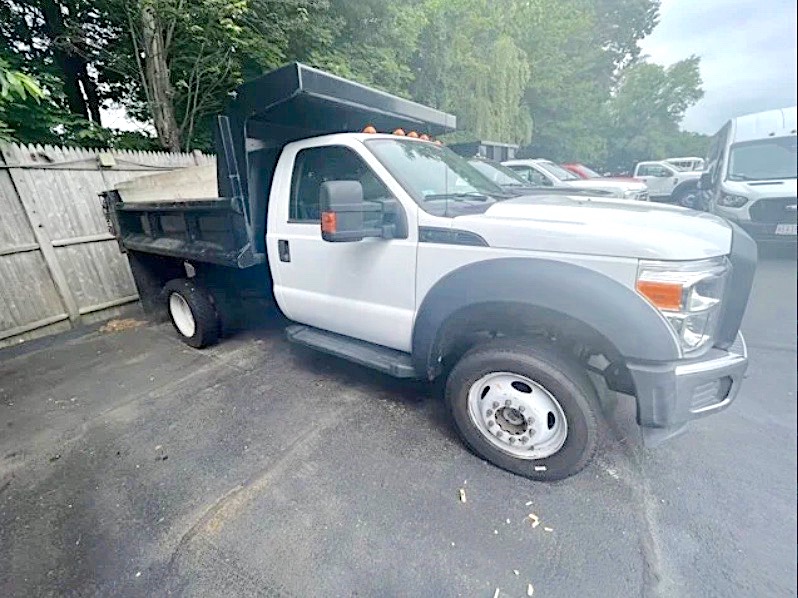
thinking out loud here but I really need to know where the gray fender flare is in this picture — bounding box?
[411,258,680,377]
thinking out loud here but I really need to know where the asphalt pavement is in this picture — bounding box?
[1,252,795,598]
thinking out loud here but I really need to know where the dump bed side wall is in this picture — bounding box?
[115,164,218,203]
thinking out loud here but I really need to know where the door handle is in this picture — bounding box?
[278,239,290,262]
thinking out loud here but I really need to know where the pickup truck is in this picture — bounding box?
[449,142,614,197]
[503,158,650,201]
[633,160,702,204]
[103,63,757,481]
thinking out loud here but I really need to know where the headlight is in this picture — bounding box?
[623,189,636,198]
[717,194,748,207]
[636,258,730,354]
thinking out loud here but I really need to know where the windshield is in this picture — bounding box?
[727,136,797,181]
[365,139,506,213]
[537,161,580,181]
[574,164,601,178]
[469,159,530,186]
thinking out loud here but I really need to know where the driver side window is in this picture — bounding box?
[290,145,394,223]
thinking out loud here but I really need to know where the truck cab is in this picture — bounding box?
[104,63,756,482]
[633,160,702,203]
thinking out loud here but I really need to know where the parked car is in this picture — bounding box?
[633,160,702,204]
[503,158,649,200]
[562,162,640,183]
[701,107,797,241]
[448,144,614,197]
[103,63,756,482]
[664,156,705,172]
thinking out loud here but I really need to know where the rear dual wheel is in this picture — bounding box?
[445,339,601,481]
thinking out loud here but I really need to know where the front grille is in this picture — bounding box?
[748,197,798,223]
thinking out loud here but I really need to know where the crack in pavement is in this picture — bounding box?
[162,406,347,579]
[605,418,684,598]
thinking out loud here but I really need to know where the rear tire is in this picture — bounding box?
[445,339,601,481]
[163,278,219,348]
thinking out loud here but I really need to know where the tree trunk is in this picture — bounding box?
[140,3,181,152]
[38,0,102,125]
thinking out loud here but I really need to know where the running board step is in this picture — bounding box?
[285,325,418,378]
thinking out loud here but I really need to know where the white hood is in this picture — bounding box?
[723,177,797,200]
[454,194,733,260]
[565,179,646,192]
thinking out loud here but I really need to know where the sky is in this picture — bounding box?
[639,0,798,134]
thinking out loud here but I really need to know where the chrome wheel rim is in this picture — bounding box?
[169,292,196,338]
[467,372,568,460]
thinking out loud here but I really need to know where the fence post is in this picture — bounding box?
[0,146,81,324]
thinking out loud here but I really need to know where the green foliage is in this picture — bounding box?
[413,0,531,144]
[603,56,705,170]
[0,0,706,162]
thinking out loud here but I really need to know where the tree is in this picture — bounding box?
[603,56,704,170]
[299,0,425,98]
[0,58,43,140]
[412,0,531,144]
[101,0,333,151]
[516,0,661,164]
[0,0,117,124]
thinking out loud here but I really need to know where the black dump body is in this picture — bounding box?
[219,62,455,260]
[104,62,456,270]
[448,140,518,162]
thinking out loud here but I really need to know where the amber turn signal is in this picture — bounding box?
[321,211,337,234]
[636,280,683,311]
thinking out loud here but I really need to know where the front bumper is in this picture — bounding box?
[713,203,797,242]
[737,221,797,242]
[627,332,748,446]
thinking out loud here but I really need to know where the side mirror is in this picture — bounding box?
[319,180,382,243]
[699,171,712,190]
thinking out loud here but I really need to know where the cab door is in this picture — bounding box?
[266,139,419,352]
[637,164,677,198]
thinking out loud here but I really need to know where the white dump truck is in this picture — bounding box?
[104,63,756,481]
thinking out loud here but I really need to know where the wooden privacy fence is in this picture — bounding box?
[0,143,214,348]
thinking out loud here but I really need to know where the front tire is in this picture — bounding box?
[445,339,601,481]
[164,278,219,348]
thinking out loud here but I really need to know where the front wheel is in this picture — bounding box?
[445,339,601,481]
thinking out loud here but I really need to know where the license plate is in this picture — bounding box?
[775,223,797,235]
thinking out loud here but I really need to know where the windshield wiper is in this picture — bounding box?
[424,192,490,201]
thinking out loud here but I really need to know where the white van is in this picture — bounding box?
[702,107,797,240]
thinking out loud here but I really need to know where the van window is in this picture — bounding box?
[727,136,797,181]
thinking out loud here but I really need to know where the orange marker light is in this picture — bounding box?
[321,211,337,234]
[393,128,406,136]
[407,131,419,138]
[362,125,377,134]
[636,280,683,311]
